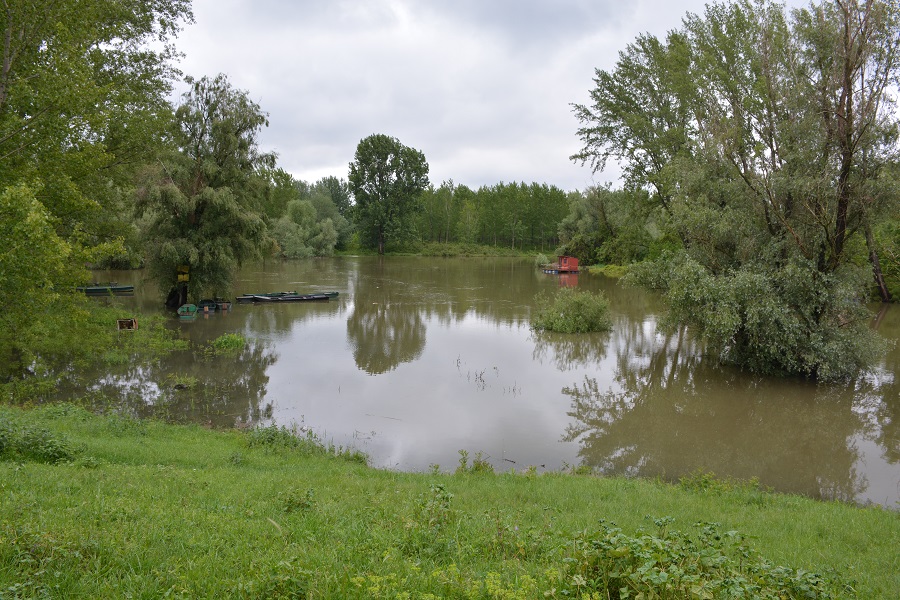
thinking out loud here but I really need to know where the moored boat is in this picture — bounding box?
[236,291,339,303]
[77,283,135,296]
[197,299,218,313]
[177,303,198,319]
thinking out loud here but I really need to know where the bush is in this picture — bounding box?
[0,414,77,464]
[206,333,246,356]
[531,288,612,333]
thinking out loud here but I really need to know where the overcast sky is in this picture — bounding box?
[171,1,749,192]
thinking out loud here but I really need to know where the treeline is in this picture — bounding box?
[418,181,571,251]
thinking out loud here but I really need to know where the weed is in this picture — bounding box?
[456,449,494,474]
[231,558,310,598]
[204,333,246,358]
[246,424,317,452]
[1,423,78,464]
[281,488,316,513]
[402,483,456,558]
[553,518,851,598]
[416,483,454,529]
[0,417,10,455]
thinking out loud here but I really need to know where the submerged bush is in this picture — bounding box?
[627,252,888,380]
[531,287,612,333]
[205,333,246,357]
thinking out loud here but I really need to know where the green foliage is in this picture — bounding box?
[280,488,316,513]
[418,181,569,251]
[531,288,612,334]
[0,185,74,371]
[0,300,186,400]
[0,0,191,254]
[205,333,246,357]
[588,264,629,278]
[456,449,495,474]
[558,186,675,265]
[348,133,430,254]
[628,252,887,380]
[271,197,340,259]
[571,0,900,376]
[0,414,77,464]
[245,424,321,453]
[555,518,850,599]
[245,424,368,465]
[139,74,274,300]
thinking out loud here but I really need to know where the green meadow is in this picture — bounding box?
[1,404,897,599]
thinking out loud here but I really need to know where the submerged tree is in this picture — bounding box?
[138,74,275,303]
[572,0,899,379]
[348,134,430,254]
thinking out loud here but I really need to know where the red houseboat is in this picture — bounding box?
[542,255,579,274]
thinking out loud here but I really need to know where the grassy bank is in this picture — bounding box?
[1,405,897,598]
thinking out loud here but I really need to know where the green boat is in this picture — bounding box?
[177,304,198,319]
[77,283,135,297]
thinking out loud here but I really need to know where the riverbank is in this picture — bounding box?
[2,404,897,598]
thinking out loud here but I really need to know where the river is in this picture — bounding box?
[85,256,899,508]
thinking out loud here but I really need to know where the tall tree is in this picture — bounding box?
[0,0,191,249]
[314,175,353,217]
[138,74,275,303]
[348,134,429,254]
[572,0,899,379]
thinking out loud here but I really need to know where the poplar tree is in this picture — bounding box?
[348,134,430,254]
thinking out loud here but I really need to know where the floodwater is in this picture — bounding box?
[87,256,899,508]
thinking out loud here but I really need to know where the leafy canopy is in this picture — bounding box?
[572,0,900,379]
[138,74,274,300]
[348,133,430,254]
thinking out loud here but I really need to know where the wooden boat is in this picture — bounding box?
[197,299,218,313]
[236,291,339,303]
[77,283,135,296]
[177,303,198,319]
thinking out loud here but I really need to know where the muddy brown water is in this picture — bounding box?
[85,256,899,508]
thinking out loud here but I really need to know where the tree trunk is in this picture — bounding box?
[865,220,892,302]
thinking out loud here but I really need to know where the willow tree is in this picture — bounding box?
[572,0,899,380]
[138,74,275,304]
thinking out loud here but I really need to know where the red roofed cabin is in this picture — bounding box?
[557,256,579,272]
[543,255,579,274]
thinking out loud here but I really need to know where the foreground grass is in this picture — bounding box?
[1,405,898,598]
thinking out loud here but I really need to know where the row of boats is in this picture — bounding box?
[177,290,339,319]
[78,283,339,319]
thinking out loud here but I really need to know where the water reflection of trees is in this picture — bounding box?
[869,304,899,464]
[345,263,426,374]
[77,340,277,428]
[562,324,882,503]
[532,330,611,371]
